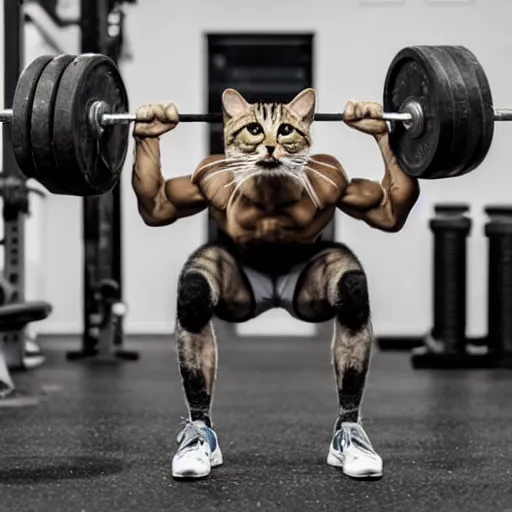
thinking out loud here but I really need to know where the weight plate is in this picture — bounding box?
[52,54,129,196]
[444,45,494,177]
[31,54,76,194]
[11,55,54,180]
[425,46,472,179]
[384,46,462,179]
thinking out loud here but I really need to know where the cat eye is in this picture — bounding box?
[246,123,263,136]
[278,124,294,136]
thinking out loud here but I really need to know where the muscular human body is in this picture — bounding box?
[132,89,419,480]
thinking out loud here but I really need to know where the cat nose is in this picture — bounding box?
[265,146,275,155]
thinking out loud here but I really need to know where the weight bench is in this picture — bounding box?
[0,301,52,397]
[0,301,52,329]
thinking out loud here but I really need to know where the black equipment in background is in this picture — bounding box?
[0,0,53,398]
[66,0,137,363]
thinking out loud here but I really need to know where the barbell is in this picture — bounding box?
[0,45,509,196]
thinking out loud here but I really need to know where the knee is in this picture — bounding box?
[177,272,214,333]
[336,270,370,331]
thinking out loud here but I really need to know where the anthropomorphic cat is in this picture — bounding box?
[131,88,419,480]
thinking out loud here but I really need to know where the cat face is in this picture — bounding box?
[222,88,316,170]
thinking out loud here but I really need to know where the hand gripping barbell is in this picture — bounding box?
[0,45,508,196]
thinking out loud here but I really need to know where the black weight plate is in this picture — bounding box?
[444,46,494,176]
[465,48,495,172]
[383,47,458,179]
[52,54,129,196]
[11,55,54,180]
[31,54,76,194]
[425,46,472,179]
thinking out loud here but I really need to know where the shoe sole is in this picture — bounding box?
[327,450,383,479]
[172,449,223,479]
[23,355,46,370]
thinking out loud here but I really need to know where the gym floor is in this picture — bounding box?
[1,335,511,512]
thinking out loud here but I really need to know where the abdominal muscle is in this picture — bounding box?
[210,188,337,246]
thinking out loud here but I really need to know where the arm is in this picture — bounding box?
[131,103,208,227]
[337,101,420,232]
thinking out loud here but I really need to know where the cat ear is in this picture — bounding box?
[286,88,316,122]
[222,89,252,120]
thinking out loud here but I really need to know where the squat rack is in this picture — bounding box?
[2,0,28,370]
[0,0,137,390]
[66,0,138,363]
[0,0,53,396]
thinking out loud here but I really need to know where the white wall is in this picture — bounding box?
[15,0,512,337]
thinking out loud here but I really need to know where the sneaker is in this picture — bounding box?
[171,419,223,479]
[326,421,383,478]
[23,337,45,369]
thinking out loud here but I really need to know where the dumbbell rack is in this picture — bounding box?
[380,203,512,369]
[483,206,512,366]
[410,204,496,368]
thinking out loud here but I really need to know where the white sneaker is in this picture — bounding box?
[327,421,383,478]
[23,337,45,369]
[171,420,223,479]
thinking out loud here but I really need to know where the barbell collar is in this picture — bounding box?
[0,109,13,122]
[493,108,512,121]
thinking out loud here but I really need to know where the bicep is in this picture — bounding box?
[141,175,208,226]
[338,178,420,232]
[163,175,208,212]
[338,178,385,211]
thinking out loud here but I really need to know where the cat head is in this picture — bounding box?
[221,88,316,170]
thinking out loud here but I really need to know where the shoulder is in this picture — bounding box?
[191,154,225,184]
[306,153,349,205]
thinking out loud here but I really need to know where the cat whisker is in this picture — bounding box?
[222,180,235,189]
[308,157,349,180]
[301,174,322,208]
[305,166,339,189]
[211,168,256,199]
[281,157,308,173]
[226,170,260,209]
[279,160,301,173]
[307,157,340,171]
[194,157,242,176]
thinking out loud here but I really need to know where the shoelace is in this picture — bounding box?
[342,425,377,457]
[176,418,210,451]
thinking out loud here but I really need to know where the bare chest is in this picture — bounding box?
[231,183,316,230]
[194,155,344,244]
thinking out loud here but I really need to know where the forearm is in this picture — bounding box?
[339,133,419,232]
[132,137,176,223]
[373,132,420,230]
[375,132,419,208]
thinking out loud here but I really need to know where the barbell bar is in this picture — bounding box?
[104,108,512,123]
[100,110,415,124]
[0,105,415,125]
[2,103,512,127]
[0,44,508,198]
